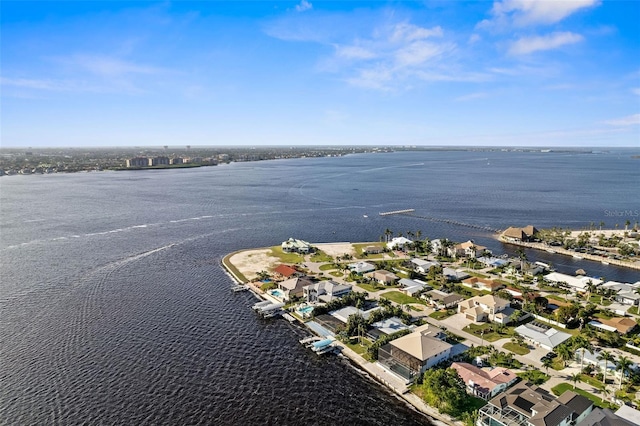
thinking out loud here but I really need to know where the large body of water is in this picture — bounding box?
[1,149,640,425]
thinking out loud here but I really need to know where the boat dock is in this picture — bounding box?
[379,209,415,216]
[231,284,249,292]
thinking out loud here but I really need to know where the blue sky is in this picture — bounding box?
[1,1,639,147]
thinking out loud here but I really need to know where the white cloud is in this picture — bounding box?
[295,0,312,12]
[68,55,165,77]
[604,114,640,127]
[509,32,583,55]
[468,34,481,44]
[334,45,377,60]
[632,88,640,96]
[395,41,453,67]
[479,0,600,29]
[390,23,443,42]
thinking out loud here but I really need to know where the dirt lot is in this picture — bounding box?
[227,242,357,281]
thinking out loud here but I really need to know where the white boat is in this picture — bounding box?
[363,215,368,218]
[546,249,556,253]
[601,261,610,265]
[572,254,583,259]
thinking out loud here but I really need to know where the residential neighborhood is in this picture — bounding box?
[224,228,640,426]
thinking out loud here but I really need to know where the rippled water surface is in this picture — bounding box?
[1,150,639,425]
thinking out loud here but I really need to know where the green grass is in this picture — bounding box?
[465,271,489,278]
[353,242,385,258]
[356,282,388,292]
[551,383,612,409]
[268,246,304,263]
[430,309,456,320]
[343,338,371,356]
[463,323,511,342]
[329,271,343,278]
[547,294,571,303]
[579,374,605,390]
[517,370,549,385]
[627,306,639,315]
[502,342,531,355]
[319,264,338,271]
[310,250,334,263]
[381,291,424,305]
[221,253,249,283]
[551,358,566,371]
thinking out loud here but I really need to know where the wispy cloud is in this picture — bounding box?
[478,0,600,29]
[604,114,640,127]
[63,54,167,77]
[295,0,312,13]
[509,32,583,55]
[455,92,489,102]
[632,88,640,96]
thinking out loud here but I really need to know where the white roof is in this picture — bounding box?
[348,261,376,273]
[371,317,412,335]
[588,320,617,333]
[514,323,572,349]
[544,272,603,290]
[387,237,413,249]
[330,306,378,323]
[615,405,640,425]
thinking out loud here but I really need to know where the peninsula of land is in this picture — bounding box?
[223,235,640,426]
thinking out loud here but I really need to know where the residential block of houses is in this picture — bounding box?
[449,240,489,259]
[303,280,352,303]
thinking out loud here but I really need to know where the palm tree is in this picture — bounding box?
[383,228,393,243]
[556,344,572,367]
[516,248,527,272]
[597,351,615,386]
[573,336,593,372]
[569,373,580,389]
[616,356,632,390]
[542,357,554,374]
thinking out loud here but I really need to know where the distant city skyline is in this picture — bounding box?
[1,1,639,148]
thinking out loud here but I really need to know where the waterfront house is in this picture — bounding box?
[458,295,511,323]
[451,362,518,400]
[387,237,413,251]
[477,381,593,426]
[371,317,413,335]
[501,225,539,242]
[347,261,376,275]
[363,245,383,255]
[411,258,440,274]
[578,407,636,426]
[278,276,315,300]
[273,264,299,280]
[366,270,399,285]
[303,280,352,303]
[544,272,603,293]
[423,290,464,309]
[378,324,452,381]
[600,281,640,306]
[449,241,488,259]
[281,238,313,254]
[514,322,572,351]
[477,256,509,268]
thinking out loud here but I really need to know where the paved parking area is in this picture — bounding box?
[439,312,472,331]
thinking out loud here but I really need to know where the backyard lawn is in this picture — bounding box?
[551,383,613,409]
[381,291,424,305]
[429,309,456,320]
[463,323,513,342]
[502,342,530,355]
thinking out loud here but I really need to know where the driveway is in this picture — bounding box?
[439,313,472,331]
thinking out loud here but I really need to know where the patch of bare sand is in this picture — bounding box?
[228,248,280,281]
[315,242,356,257]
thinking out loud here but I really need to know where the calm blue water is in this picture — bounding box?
[1,149,639,425]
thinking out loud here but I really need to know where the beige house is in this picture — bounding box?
[458,295,511,323]
[366,270,399,285]
[378,324,452,381]
[277,276,315,300]
[448,240,488,258]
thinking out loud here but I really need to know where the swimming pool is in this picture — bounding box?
[268,289,285,299]
[297,305,314,315]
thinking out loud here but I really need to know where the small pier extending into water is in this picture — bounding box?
[379,209,415,216]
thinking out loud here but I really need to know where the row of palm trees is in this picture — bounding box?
[543,336,634,398]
